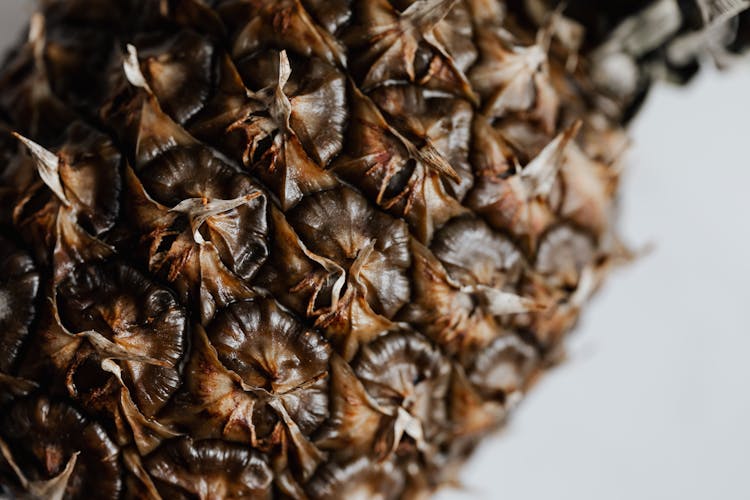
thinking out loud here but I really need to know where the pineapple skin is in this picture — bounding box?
[0,1,634,498]
[524,0,750,121]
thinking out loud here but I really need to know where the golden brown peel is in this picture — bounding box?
[0,1,745,499]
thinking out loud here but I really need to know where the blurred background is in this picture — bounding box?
[1,1,748,499]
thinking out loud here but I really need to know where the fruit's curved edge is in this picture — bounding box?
[514,0,750,123]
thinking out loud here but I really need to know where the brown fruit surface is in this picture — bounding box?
[0,1,744,498]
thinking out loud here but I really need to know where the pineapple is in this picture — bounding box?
[523,0,750,120]
[0,1,745,499]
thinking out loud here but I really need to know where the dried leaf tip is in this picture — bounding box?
[170,193,262,244]
[13,133,71,206]
[415,141,462,183]
[27,12,48,75]
[28,12,45,44]
[570,265,599,308]
[269,50,294,127]
[124,44,152,93]
[462,285,547,315]
[521,120,582,198]
[277,50,292,90]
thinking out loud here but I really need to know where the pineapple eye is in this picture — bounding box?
[12,123,121,267]
[0,235,39,374]
[345,0,477,100]
[354,330,450,434]
[233,49,347,167]
[207,298,332,435]
[0,395,122,500]
[430,217,524,288]
[136,145,270,283]
[55,262,188,417]
[368,84,475,200]
[191,47,344,211]
[288,187,411,318]
[307,456,406,500]
[145,438,273,500]
[54,124,122,236]
[135,30,214,124]
[44,123,122,234]
[137,146,245,206]
[536,224,596,288]
[223,0,345,66]
[467,334,538,400]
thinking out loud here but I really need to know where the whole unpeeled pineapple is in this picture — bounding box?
[0,1,744,499]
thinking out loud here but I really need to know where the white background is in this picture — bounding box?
[1,2,749,499]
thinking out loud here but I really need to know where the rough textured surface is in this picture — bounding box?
[522,0,750,121]
[0,1,744,499]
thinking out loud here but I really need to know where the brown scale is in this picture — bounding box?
[0,395,122,500]
[215,0,347,67]
[334,85,468,244]
[282,187,412,360]
[0,235,39,376]
[119,75,270,323]
[352,330,451,462]
[189,49,343,210]
[132,30,216,125]
[143,437,274,500]
[163,298,330,496]
[307,455,405,500]
[11,121,120,272]
[344,0,478,101]
[21,261,187,455]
